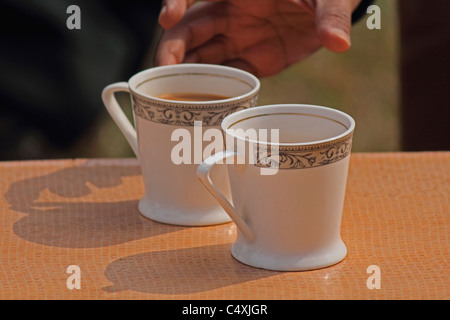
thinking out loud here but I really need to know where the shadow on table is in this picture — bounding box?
[5,160,183,248]
[103,243,281,295]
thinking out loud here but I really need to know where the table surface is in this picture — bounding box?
[0,152,448,300]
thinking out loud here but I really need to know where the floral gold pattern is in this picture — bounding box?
[255,133,353,169]
[132,93,259,126]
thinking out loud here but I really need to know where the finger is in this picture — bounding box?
[226,41,288,78]
[183,22,279,65]
[155,3,228,66]
[159,0,193,29]
[184,37,230,64]
[159,0,224,29]
[186,30,289,77]
[315,0,354,52]
[155,17,227,65]
[155,30,187,65]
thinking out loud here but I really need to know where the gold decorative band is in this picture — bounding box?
[255,132,353,169]
[131,93,259,126]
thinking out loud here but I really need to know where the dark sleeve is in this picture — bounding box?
[0,0,161,152]
[352,0,376,24]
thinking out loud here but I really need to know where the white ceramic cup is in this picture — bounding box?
[102,64,260,226]
[197,104,355,271]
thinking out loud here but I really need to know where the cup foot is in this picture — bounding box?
[231,240,347,271]
[138,198,232,226]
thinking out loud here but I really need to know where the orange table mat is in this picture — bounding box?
[0,153,448,300]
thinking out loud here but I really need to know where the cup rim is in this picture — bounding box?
[127,63,260,105]
[221,104,356,147]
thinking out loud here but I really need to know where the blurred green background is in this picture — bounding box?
[84,0,399,158]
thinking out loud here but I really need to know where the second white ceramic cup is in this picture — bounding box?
[198,104,355,271]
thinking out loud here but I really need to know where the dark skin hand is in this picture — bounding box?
[155,0,362,77]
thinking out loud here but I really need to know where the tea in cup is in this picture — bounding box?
[102,64,260,226]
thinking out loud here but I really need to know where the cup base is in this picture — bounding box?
[231,240,347,272]
[138,197,232,226]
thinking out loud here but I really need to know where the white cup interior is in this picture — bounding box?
[128,63,260,103]
[223,104,355,145]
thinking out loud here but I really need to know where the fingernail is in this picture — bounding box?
[159,5,167,21]
[334,28,350,43]
[330,28,351,50]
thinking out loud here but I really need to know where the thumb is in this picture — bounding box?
[159,0,192,29]
[315,0,355,53]
[159,0,224,29]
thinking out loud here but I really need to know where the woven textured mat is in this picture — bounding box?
[0,153,448,299]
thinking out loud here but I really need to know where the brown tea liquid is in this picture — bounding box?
[157,92,230,101]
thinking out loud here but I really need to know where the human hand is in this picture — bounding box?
[155,0,362,77]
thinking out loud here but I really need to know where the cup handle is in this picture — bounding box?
[197,151,256,243]
[101,82,139,156]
